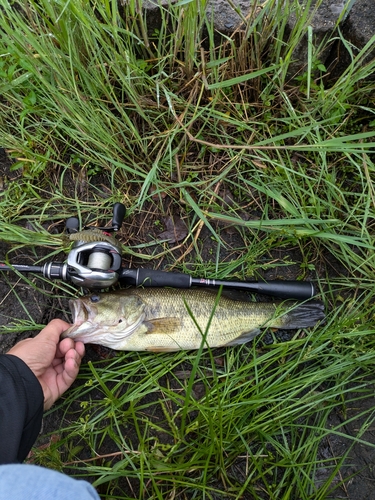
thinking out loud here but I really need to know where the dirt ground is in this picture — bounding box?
[1,148,375,499]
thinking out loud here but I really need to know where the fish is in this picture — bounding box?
[62,288,325,352]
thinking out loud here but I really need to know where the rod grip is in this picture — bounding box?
[255,280,315,299]
[119,268,192,288]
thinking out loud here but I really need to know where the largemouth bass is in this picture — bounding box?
[62,288,324,352]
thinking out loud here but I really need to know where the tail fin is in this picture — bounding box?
[281,301,325,329]
[225,301,325,347]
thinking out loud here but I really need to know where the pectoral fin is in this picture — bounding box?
[224,328,261,346]
[144,317,181,335]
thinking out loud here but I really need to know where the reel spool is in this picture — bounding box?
[67,241,122,288]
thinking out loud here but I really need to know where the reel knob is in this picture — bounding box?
[66,217,80,234]
[112,203,126,231]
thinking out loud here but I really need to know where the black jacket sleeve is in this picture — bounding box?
[0,354,44,464]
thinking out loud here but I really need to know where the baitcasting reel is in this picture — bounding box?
[61,203,125,288]
[0,203,126,289]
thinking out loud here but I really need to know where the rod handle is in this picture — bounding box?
[119,268,192,288]
[253,280,315,299]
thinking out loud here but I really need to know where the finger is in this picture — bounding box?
[65,346,83,365]
[60,355,81,390]
[75,341,85,358]
[56,337,76,358]
[56,339,85,361]
[64,347,84,376]
[53,343,85,369]
[52,348,81,389]
[37,319,72,345]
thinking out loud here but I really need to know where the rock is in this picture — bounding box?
[343,0,375,50]
[327,0,375,80]
[206,0,252,34]
[120,0,254,39]
[285,0,353,80]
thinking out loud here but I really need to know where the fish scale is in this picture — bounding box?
[137,288,278,348]
[62,288,325,352]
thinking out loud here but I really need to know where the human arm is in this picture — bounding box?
[0,320,85,464]
[0,354,44,464]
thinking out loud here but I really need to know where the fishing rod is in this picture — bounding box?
[0,203,316,300]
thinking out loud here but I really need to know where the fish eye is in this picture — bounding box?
[90,295,100,303]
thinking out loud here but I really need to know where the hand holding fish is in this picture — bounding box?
[7,319,85,410]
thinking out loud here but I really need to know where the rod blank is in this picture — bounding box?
[0,263,44,273]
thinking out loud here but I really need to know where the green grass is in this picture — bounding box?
[1,0,375,498]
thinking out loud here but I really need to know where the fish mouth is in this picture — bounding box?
[69,298,87,324]
[61,299,94,339]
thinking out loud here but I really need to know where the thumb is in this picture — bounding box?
[36,319,71,344]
